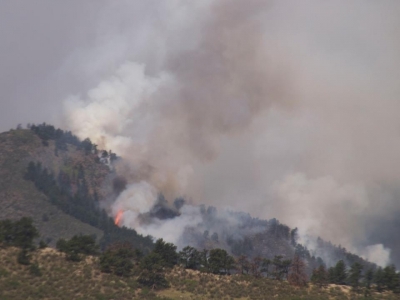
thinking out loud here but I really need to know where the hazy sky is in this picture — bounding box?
[2,0,400,266]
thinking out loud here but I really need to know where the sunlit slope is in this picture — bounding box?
[0,129,103,245]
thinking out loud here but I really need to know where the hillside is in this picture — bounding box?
[0,126,153,252]
[177,207,377,277]
[0,126,380,267]
[0,125,400,298]
[0,128,103,245]
[0,246,398,300]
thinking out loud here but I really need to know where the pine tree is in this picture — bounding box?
[364,268,374,297]
[200,249,209,272]
[374,267,385,292]
[261,258,271,278]
[311,265,328,288]
[153,239,178,268]
[348,262,363,292]
[333,260,347,285]
[208,248,235,274]
[56,235,98,262]
[272,255,291,280]
[17,248,31,265]
[179,246,201,270]
[383,265,400,292]
[328,267,335,283]
[138,253,169,290]
[99,243,139,277]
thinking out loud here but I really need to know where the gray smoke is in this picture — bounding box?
[63,1,400,266]
[1,1,400,266]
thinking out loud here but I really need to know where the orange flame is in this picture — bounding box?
[115,210,123,226]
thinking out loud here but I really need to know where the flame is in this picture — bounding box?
[115,210,123,226]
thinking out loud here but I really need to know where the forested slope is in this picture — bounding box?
[0,128,103,246]
[0,126,153,252]
[0,125,384,274]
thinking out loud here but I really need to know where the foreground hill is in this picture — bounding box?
[0,246,397,300]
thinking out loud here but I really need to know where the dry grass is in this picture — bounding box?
[159,266,399,300]
[0,247,146,300]
[0,247,398,300]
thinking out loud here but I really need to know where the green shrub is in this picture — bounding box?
[0,268,10,278]
[57,235,98,262]
[17,249,31,265]
[38,240,47,249]
[29,263,42,277]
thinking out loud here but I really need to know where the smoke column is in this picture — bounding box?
[62,1,400,266]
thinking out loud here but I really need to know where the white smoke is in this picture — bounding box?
[113,181,158,228]
[270,173,369,247]
[64,62,170,155]
[61,0,400,264]
[361,244,391,267]
[134,205,203,246]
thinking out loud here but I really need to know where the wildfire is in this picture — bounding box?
[115,210,123,226]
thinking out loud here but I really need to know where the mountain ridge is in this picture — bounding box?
[0,125,379,272]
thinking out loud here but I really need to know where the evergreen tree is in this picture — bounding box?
[38,240,47,249]
[261,258,271,278]
[153,239,178,268]
[348,262,363,292]
[208,248,235,274]
[374,267,385,292]
[17,248,31,265]
[272,255,284,280]
[0,220,13,245]
[383,265,400,292]
[29,262,42,277]
[311,265,328,288]
[138,253,169,290]
[0,217,38,254]
[364,268,374,297]
[200,249,209,271]
[272,255,292,280]
[179,246,201,270]
[56,235,98,262]
[13,217,39,250]
[100,243,139,277]
[282,259,292,280]
[333,260,347,285]
[328,267,336,283]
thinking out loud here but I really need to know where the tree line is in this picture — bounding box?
[1,218,399,294]
[0,217,40,265]
[61,235,400,293]
[51,234,308,289]
[311,259,400,294]
[28,123,94,155]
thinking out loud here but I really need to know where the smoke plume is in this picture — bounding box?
[58,1,400,266]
